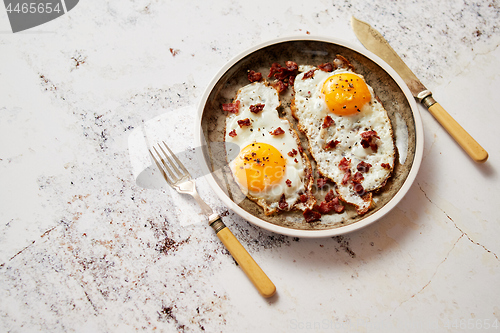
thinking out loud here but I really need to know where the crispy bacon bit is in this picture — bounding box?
[271,61,298,80]
[288,149,298,157]
[247,70,262,82]
[352,172,364,184]
[278,194,288,210]
[357,161,372,173]
[303,208,321,223]
[360,130,380,152]
[317,196,344,214]
[317,200,334,214]
[381,163,391,169]
[317,178,327,189]
[270,127,285,135]
[360,130,379,139]
[268,63,281,78]
[354,183,365,195]
[249,103,265,113]
[222,100,240,114]
[272,80,287,93]
[325,140,340,150]
[322,115,335,128]
[325,189,336,202]
[285,61,298,72]
[324,192,344,211]
[318,62,334,72]
[300,194,308,203]
[352,172,365,184]
[268,61,298,93]
[333,54,355,71]
[228,129,237,137]
[170,48,179,56]
[333,202,345,213]
[302,69,316,80]
[327,196,340,206]
[267,62,282,77]
[285,179,292,187]
[237,118,251,128]
[342,169,351,185]
[294,158,298,163]
[338,157,351,172]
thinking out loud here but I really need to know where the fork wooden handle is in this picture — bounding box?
[427,102,488,163]
[210,218,276,298]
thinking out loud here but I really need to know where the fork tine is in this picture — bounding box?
[160,141,191,177]
[157,143,182,178]
[150,146,177,184]
[149,149,171,185]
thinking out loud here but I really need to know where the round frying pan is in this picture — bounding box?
[195,36,423,238]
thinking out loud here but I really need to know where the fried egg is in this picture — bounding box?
[225,81,315,215]
[292,64,395,214]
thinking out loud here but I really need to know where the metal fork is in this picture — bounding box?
[149,141,276,298]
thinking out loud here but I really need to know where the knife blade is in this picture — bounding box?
[351,16,488,163]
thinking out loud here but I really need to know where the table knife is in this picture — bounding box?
[351,16,488,163]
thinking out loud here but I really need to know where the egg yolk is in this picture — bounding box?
[321,73,371,116]
[233,142,286,193]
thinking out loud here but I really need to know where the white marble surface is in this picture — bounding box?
[1,1,499,332]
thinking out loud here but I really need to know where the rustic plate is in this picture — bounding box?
[195,36,423,238]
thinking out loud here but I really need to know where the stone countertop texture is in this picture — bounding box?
[1,0,499,332]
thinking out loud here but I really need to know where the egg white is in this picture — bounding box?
[225,81,313,213]
[293,66,395,214]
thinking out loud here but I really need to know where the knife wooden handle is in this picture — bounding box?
[427,102,488,163]
[210,218,276,298]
